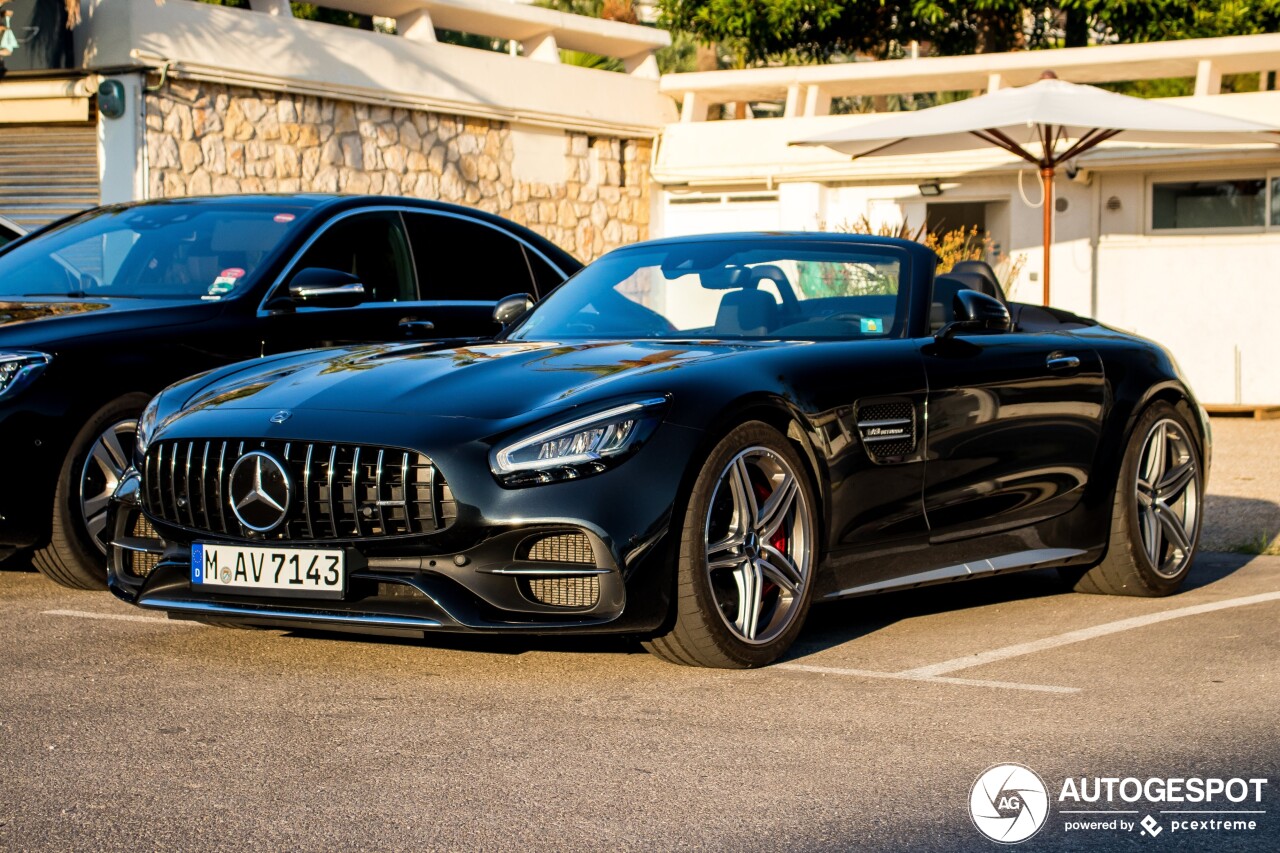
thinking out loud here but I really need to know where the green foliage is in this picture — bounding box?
[657,1,1280,70]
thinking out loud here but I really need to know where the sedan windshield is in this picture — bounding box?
[510,238,911,342]
[0,203,307,300]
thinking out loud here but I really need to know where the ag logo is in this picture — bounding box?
[969,763,1050,844]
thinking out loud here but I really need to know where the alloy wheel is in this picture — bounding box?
[79,419,137,552]
[1134,418,1200,578]
[704,446,812,645]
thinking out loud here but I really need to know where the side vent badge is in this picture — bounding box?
[856,399,917,462]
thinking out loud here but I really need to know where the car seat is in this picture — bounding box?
[950,260,1007,302]
[714,281,779,336]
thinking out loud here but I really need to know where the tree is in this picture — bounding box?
[659,0,1280,68]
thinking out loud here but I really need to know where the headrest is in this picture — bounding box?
[950,260,1005,301]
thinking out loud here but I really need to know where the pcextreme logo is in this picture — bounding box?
[969,763,1270,844]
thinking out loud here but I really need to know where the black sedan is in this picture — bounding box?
[0,214,23,248]
[0,194,578,589]
[108,233,1209,668]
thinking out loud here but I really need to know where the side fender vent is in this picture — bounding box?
[856,400,917,460]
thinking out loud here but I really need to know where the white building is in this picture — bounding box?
[655,36,1280,407]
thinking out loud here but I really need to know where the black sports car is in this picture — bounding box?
[107,233,1210,668]
[0,194,577,589]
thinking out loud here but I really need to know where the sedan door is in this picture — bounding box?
[920,297,1105,542]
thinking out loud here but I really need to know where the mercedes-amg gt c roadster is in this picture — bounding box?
[107,233,1209,667]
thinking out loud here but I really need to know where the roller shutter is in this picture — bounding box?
[0,123,99,230]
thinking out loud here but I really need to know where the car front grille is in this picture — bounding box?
[144,439,455,541]
[524,576,600,608]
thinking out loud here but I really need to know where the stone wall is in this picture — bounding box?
[144,80,651,260]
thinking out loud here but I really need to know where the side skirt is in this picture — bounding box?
[822,547,1087,600]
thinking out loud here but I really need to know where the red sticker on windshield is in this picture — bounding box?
[219,268,246,279]
[273,213,296,223]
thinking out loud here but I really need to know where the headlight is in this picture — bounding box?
[0,351,51,401]
[135,394,161,462]
[492,397,668,486]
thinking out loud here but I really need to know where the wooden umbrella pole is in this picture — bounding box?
[1041,165,1054,306]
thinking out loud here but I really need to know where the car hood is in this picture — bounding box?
[181,339,776,421]
[0,297,215,344]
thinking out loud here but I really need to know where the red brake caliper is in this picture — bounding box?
[755,483,783,597]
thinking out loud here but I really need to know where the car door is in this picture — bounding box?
[920,286,1105,542]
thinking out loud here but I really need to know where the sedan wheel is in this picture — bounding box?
[1064,401,1204,597]
[644,421,818,667]
[33,393,150,590]
[80,419,138,552]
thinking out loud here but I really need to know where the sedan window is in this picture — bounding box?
[294,211,416,303]
[404,212,536,301]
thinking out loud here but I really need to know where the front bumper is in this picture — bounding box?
[106,435,687,637]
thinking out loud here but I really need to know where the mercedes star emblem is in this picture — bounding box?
[270,410,292,424]
[228,451,292,532]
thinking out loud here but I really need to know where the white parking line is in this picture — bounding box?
[776,663,1081,694]
[900,591,1280,677]
[42,609,188,626]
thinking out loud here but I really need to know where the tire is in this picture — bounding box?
[1064,400,1204,597]
[33,393,150,590]
[643,421,819,668]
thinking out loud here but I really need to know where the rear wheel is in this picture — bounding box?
[644,422,818,668]
[33,394,149,590]
[1064,401,1203,597]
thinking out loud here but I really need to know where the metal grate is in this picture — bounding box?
[525,576,600,608]
[521,533,595,565]
[857,401,916,459]
[0,125,100,230]
[144,439,455,541]
[122,512,164,579]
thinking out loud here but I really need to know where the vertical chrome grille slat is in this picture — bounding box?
[326,445,338,539]
[166,442,178,523]
[350,447,363,538]
[303,444,315,540]
[197,441,211,530]
[426,459,438,530]
[400,452,411,534]
[215,441,228,534]
[374,449,387,536]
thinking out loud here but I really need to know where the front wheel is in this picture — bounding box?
[644,421,818,668]
[33,393,150,590]
[1064,400,1204,597]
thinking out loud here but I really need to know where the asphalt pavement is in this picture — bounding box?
[2,549,1278,852]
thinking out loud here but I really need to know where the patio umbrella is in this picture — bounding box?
[792,73,1280,305]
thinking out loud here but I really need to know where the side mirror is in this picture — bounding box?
[936,289,1010,341]
[493,292,535,327]
[285,268,366,307]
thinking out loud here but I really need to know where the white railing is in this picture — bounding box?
[660,32,1280,121]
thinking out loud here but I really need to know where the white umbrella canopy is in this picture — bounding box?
[792,75,1280,305]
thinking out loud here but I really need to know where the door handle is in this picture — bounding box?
[399,318,436,337]
[1046,354,1081,370]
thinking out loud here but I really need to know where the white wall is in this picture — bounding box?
[1097,235,1280,404]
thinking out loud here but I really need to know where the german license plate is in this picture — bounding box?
[191,542,345,598]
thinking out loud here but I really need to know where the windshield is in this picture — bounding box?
[0,203,307,300]
[510,239,911,342]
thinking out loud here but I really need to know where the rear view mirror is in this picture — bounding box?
[286,268,366,307]
[936,289,1010,341]
[493,292,535,327]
